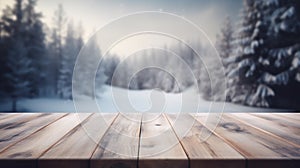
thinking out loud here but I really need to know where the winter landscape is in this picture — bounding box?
[0,0,299,112]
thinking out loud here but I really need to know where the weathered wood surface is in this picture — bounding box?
[39,113,117,168]
[0,113,299,168]
[230,113,300,147]
[194,113,300,168]
[167,114,244,168]
[91,113,141,168]
[139,114,188,168]
[0,113,66,152]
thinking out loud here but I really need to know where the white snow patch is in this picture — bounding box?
[281,7,295,20]
[0,85,288,113]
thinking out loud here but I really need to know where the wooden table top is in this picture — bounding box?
[0,113,299,168]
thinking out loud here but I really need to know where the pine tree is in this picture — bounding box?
[216,16,234,101]
[6,37,32,111]
[228,0,300,108]
[58,21,77,99]
[23,0,46,97]
[1,0,32,111]
[259,0,300,108]
[50,4,67,97]
[103,55,120,85]
[216,17,234,61]
[75,22,84,52]
[1,0,46,98]
[227,0,272,106]
[73,35,107,98]
[0,18,8,93]
[177,43,197,90]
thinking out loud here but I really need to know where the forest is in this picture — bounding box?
[0,0,300,111]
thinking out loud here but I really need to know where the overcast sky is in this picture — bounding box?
[0,0,243,55]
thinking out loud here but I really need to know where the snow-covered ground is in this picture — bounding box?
[0,85,286,113]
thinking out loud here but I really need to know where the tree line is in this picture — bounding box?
[0,0,106,110]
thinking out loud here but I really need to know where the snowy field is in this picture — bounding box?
[0,85,287,113]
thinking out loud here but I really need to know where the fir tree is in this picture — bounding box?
[228,0,272,106]
[259,0,300,108]
[58,21,77,99]
[6,38,32,111]
[1,0,33,110]
[23,0,46,97]
[216,16,234,101]
[73,35,107,98]
[216,17,234,62]
[228,0,300,108]
[50,4,67,97]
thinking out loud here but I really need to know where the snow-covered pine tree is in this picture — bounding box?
[198,63,212,100]
[216,17,234,62]
[58,21,77,99]
[227,0,272,107]
[103,55,120,85]
[6,37,32,111]
[177,43,197,90]
[259,0,300,108]
[215,16,234,101]
[0,18,8,94]
[75,22,84,53]
[46,29,60,96]
[23,0,46,97]
[228,0,300,108]
[73,35,107,98]
[1,0,32,111]
[50,4,67,97]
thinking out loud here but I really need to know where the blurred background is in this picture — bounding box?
[0,0,299,112]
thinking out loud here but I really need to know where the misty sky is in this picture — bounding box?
[0,0,243,55]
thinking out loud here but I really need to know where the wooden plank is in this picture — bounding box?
[0,113,37,129]
[166,114,244,168]
[194,113,300,168]
[0,113,19,121]
[91,113,141,168]
[138,114,188,168]
[39,113,117,168]
[272,113,300,123]
[252,113,300,128]
[0,113,91,168]
[0,113,66,152]
[230,113,300,147]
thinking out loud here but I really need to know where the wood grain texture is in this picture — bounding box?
[39,113,117,168]
[274,113,300,122]
[230,113,300,147]
[0,113,299,168]
[0,113,66,152]
[91,113,141,168]
[194,114,300,168]
[139,113,188,168]
[0,113,91,168]
[257,113,300,127]
[167,114,244,168]
[253,113,300,129]
[0,113,37,130]
[0,113,19,121]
